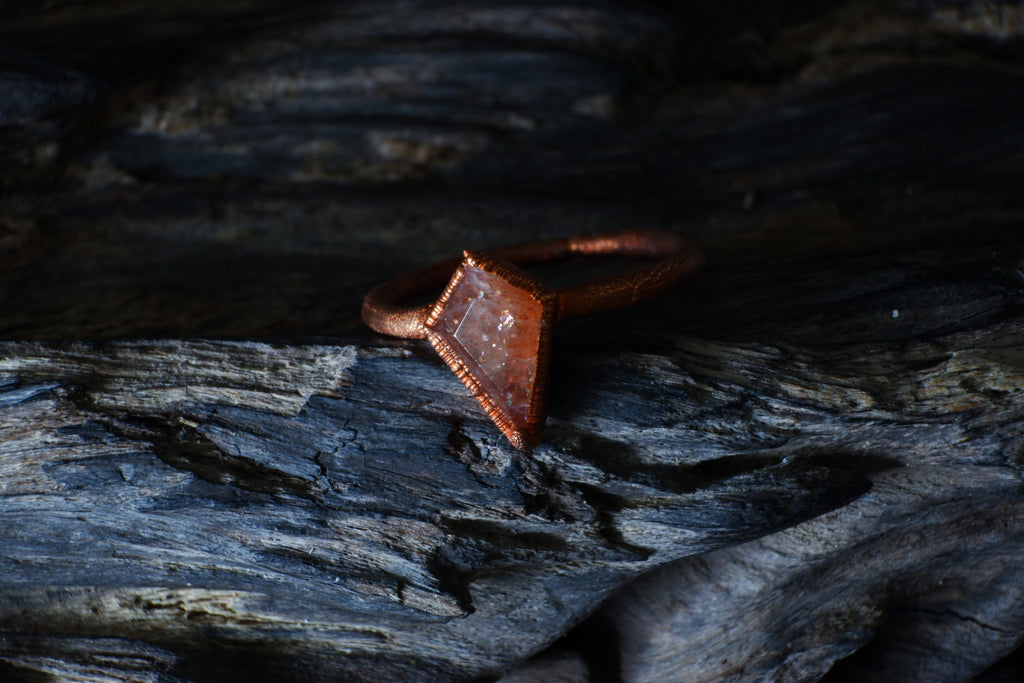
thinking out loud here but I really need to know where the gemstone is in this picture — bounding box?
[426,254,551,449]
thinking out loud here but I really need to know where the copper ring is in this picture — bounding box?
[362,230,705,450]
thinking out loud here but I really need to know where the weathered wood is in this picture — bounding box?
[2,244,1022,680]
[2,1,1024,340]
[2,0,1024,680]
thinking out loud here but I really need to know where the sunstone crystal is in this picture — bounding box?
[430,263,543,429]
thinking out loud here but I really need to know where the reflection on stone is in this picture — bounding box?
[432,264,542,429]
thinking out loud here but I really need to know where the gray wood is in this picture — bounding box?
[2,245,1022,680]
[1,0,1023,681]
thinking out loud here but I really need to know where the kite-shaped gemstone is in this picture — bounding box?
[425,253,554,450]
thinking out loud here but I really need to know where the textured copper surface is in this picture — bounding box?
[361,230,705,449]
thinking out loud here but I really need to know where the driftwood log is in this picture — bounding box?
[2,1,1024,681]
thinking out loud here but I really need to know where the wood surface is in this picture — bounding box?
[1,1,1023,681]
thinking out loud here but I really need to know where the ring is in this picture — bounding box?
[362,231,705,450]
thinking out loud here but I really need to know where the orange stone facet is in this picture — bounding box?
[425,254,553,449]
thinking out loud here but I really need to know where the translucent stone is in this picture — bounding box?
[432,264,543,429]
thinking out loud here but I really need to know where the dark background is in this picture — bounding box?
[3,0,1022,341]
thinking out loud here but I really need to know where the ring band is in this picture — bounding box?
[362,231,705,450]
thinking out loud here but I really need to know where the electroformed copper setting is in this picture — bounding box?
[361,231,705,450]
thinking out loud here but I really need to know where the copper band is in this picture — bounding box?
[361,230,705,339]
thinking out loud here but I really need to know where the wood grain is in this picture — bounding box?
[1,0,1023,680]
